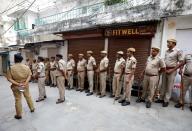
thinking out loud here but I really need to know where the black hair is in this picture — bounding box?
[38,56,44,62]
[56,54,63,59]
[14,54,23,63]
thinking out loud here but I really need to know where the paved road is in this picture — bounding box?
[0,76,192,131]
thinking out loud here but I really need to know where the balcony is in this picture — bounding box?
[35,0,155,26]
[18,0,158,39]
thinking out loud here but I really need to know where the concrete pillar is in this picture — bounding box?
[0,56,3,75]
[104,38,108,52]
[39,48,48,57]
[59,40,68,61]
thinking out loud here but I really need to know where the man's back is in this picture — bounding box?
[9,63,31,82]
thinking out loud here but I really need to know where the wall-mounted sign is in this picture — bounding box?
[105,25,156,37]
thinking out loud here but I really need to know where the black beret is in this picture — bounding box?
[14,53,23,61]
[56,54,63,58]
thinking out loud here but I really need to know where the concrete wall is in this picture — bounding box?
[160,15,192,57]
[0,56,2,75]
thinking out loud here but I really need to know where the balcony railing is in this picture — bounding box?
[17,0,155,40]
[35,0,154,26]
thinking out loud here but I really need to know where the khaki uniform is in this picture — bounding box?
[99,56,109,96]
[161,48,183,102]
[142,56,166,102]
[50,61,56,86]
[122,56,137,101]
[32,63,37,79]
[87,56,96,93]
[37,62,46,100]
[7,63,34,116]
[77,59,87,90]
[55,59,66,101]
[112,57,125,98]
[45,62,50,84]
[67,59,75,89]
[180,54,192,104]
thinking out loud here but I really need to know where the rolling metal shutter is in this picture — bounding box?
[108,38,151,81]
[68,38,105,71]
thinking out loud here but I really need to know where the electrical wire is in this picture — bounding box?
[1,0,37,36]
[0,0,28,15]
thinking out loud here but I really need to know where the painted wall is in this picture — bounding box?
[0,56,2,75]
[160,15,192,57]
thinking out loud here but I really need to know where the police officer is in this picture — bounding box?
[156,39,183,107]
[119,48,137,106]
[136,47,166,108]
[6,54,35,119]
[77,54,87,92]
[86,51,96,96]
[50,57,57,87]
[111,51,125,100]
[31,59,37,83]
[44,58,50,86]
[97,51,109,98]
[36,56,46,102]
[168,53,192,111]
[67,54,75,90]
[55,54,67,104]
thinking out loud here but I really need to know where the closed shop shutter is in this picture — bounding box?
[108,38,151,81]
[68,38,105,69]
[48,48,59,58]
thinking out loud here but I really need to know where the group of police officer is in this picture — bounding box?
[6,38,192,119]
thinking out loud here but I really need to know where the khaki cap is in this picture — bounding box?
[87,50,93,54]
[101,50,107,54]
[167,38,177,43]
[68,54,73,57]
[152,47,160,51]
[127,48,136,52]
[117,51,124,55]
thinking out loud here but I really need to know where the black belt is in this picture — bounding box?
[184,74,192,77]
[145,74,158,77]
[38,76,45,78]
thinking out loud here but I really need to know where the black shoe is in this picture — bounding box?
[86,92,93,96]
[36,99,44,102]
[56,99,65,104]
[97,93,101,96]
[189,106,192,112]
[136,98,145,103]
[115,97,120,100]
[85,90,90,93]
[175,103,183,108]
[99,95,106,98]
[14,115,22,119]
[146,101,151,108]
[76,89,81,91]
[110,94,115,98]
[44,96,47,99]
[155,99,164,103]
[31,109,35,113]
[118,99,125,103]
[80,89,84,92]
[162,102,169,107]
[122,101,130,106]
